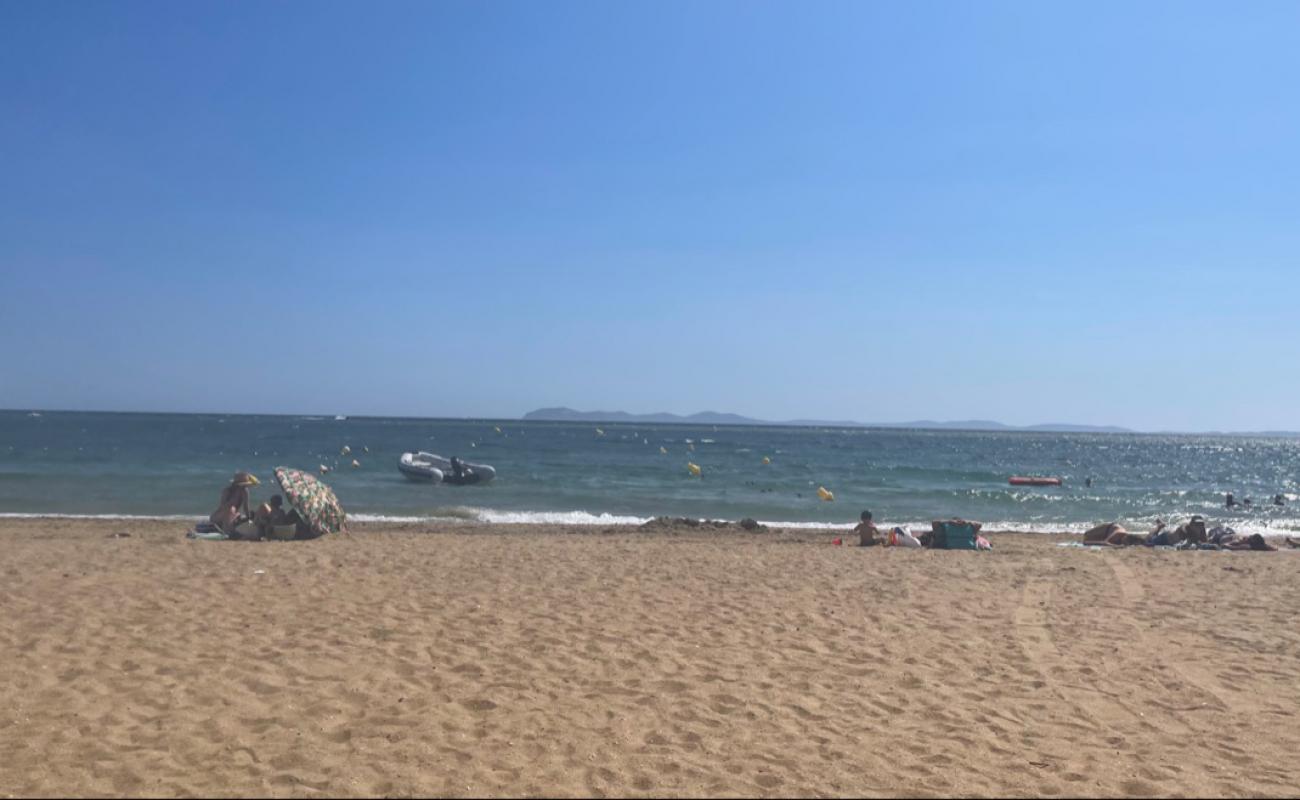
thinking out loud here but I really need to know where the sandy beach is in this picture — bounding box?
[2,518,1299,798]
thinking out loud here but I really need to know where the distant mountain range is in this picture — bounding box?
[522,407,1134,433]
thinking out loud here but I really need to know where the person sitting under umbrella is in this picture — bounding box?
[210,471,258,535]
[252,494,302,539]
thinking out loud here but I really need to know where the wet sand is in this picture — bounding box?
[2,517,1299,798]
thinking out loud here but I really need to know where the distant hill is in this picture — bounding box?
[522,407,1134,433]
[523,408,760,426]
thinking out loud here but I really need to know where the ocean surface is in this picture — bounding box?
[2,411,1299,535]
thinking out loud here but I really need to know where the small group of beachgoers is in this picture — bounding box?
[848,510,993,550]
[1081,516,1299,551]
[1224,491,1288,509]
[205,471,311,541]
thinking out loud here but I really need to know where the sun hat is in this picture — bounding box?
[232,471,260,486]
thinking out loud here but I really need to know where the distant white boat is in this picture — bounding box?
[28,412,41,417]
[334,415,347,420]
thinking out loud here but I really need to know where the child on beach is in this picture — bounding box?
[855,510,882,546]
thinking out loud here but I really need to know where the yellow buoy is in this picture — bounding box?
[817,486,834,502]
[659,446,668,455]
[687,462,702,477]
[762,456,771,465]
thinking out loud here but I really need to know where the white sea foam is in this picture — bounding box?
[473,509,652,526]
[356,509,654,526]
[755,520,855,530]
[347,513,448,524]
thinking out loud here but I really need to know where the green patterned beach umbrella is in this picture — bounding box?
[274,466,348,537]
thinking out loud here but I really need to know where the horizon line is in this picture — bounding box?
[4,406,1300,438]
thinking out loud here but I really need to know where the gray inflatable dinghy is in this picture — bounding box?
[398,452,444,482]
[399,451,496,485]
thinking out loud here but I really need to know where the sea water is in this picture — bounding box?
[1,410,1298,535]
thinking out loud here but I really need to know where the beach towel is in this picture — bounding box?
[186,521,229,541]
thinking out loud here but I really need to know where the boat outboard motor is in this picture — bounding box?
[450,456,470,481]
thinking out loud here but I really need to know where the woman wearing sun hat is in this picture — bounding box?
[210,471,259,534]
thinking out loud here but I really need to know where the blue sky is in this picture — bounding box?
[2,1,1298,431]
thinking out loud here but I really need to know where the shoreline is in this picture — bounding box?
[2,510,1296,540]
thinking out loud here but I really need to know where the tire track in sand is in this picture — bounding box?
[1013,560,1147,733]
[1104,557,1233,713]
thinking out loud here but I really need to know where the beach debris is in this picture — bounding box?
[341,445,351,456]
[762,456,772,465]
[659,446,668,455]
[687,462,702,477]
[253,569,266,575]
[351,459,361,468]
[107,531,131,539]
[832,537,843,546]
[817,486,835,502]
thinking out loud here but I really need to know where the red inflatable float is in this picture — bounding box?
[1009,476,1062,487]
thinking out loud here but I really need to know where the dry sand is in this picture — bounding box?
[2,517,1299,798]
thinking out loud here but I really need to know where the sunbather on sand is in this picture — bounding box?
[1171,516,1208,545]
[1141,517,1213,547]
[1134,520,1181,546]
[1082,522,1146,546]
[210,471,258,535]
[1222,533,1277,551]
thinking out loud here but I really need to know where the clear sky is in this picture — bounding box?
[2,1,1298,431]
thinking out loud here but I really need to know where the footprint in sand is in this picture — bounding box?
[461,698,497,712]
